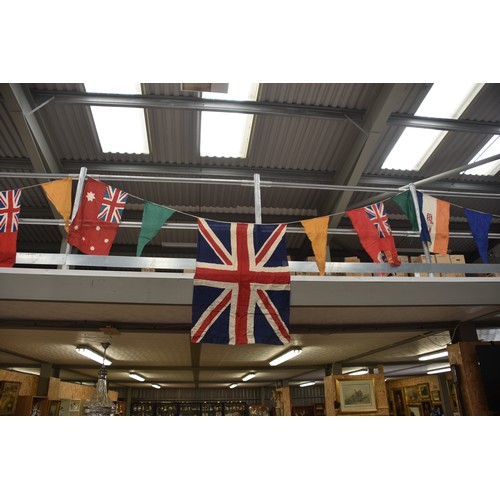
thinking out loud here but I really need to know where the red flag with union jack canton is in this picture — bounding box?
[191,219,291,345]
[67,178,128,255]
[346,202,400,266]
[0,188,21,267]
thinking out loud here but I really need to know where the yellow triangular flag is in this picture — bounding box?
[300,216,330,276]
[41,178,73,232]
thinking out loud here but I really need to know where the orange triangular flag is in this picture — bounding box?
[300,216,330,276]
[41,178,73,232]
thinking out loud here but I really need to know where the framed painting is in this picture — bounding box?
[418,383,430,399]
[431,390,441,402]
[392,388,406,416]
[447,379,456,397]
[407,405,421,416]
[421,400,432,416]
[336,378,377,414]
[0,381,21,416]
[48,400,61,416]
[404,385,419,404]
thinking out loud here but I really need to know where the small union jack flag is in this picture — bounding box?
[191,219,291,345]
[365,202,392,238]
[97,186,128,224]
[0,189,21,233]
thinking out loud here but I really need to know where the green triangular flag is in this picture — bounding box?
[136,201,175,256]
[392,190,419,231]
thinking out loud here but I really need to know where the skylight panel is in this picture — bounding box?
[463,136,500,176]
[200,83,259,158]
[84,82,149,155]
[381,83,483,171]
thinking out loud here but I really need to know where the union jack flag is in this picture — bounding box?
[365,202,392,238]
[0,189,21,233]
[97,186,128,224]
[191,219,291,345]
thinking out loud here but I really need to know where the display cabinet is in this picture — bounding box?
[14,395,50,416]
[224,401,246,415]
[201,402,224,416]
[156,402,178,416]
[179,402,200,416]
[130,401,156,416]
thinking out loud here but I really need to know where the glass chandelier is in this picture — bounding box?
[83,342,116,416]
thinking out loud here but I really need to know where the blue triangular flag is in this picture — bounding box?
[464,208,492,263]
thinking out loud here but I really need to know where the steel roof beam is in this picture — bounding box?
[28,90,500,134]
[30,90,366,121]
[1,84,62,174]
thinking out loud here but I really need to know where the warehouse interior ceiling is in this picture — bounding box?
[0,82,499,393]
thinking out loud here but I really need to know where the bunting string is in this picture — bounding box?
[1,174,499,270]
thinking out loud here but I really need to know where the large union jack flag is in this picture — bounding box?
[365,202,392,238]
[191,219,291,345]
[97,186,128,224]
[0,189,21,233]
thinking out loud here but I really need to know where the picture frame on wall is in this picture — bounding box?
[431,390,441,402]
[336,378,377,414]
[408,405,421,416]
[392,388,406,416]
[418,383,430,399]
[404,385,419,404]
[0,381,21,415]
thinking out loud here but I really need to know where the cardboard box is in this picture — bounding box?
[449,254,465,277]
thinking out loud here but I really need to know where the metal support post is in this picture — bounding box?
[62,167,87,269]
[409,183,434,276]
[253,173,262,224]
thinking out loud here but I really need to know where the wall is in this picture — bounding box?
[0,369,118,403]
[324,367,389,416]
[386,375,447,416]
[0,369,38,396]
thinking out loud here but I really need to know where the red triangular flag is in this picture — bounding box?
[346,202,400,266]
[0,188,21,267]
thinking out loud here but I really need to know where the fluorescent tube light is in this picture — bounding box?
[200,83,259,158]
[229,383,238,389]
[269,347,302,366]
[463,135,500,176]
[129,372,146,382]
[427,366,451,375]
[418,350,448,361]
[382,83,483,171]
[84,82,150,155]
[345,368,369,376]
[242,372,256,382]
[151,384,161,389]
[299,381,316,387]
[76,345,112,366]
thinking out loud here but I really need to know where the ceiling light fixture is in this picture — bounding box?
[129,372,146,382]
[269,347,303,366]
[151,384,161,389]
[76,345,112,366]
[427,366,451,375]
[418,350,448,361]
[229,383,238,389]
[345,368,369,376]
[299,381,316,387]
[242,372,256,382]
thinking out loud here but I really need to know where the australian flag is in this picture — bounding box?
[191,219,291,345]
